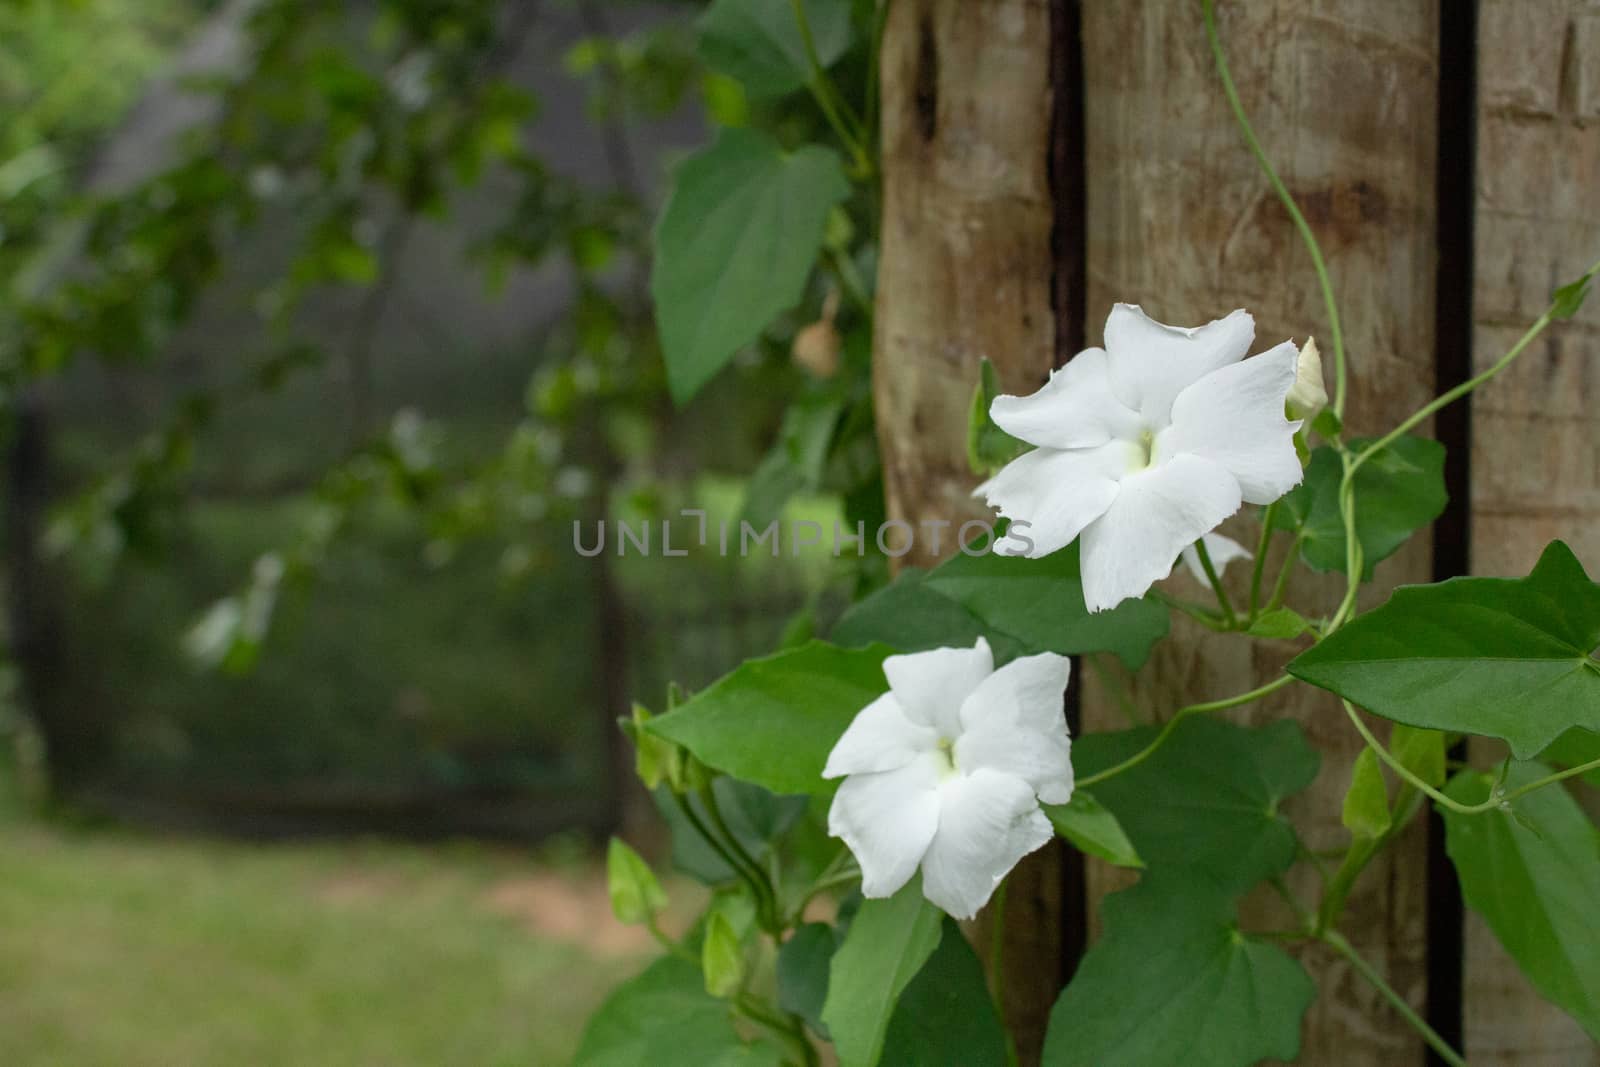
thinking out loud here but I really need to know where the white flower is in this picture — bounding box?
[1286,336,1328,419]
[975,303,1302,612]
[823,638,1071,920]
[1178,532,1252,584]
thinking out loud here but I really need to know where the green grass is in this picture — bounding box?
[0,815,662,1066]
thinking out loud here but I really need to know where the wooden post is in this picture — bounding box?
[1465,2,1600,1062]
[874,1,1072,1060]
[1076,2,1439,1062]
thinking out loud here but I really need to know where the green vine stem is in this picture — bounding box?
[673,789,780,930]
[790,0,872,176]
[1246,502,1277,618]
[1203,0,1348,419]
[1342,700,1600,815]
[736,993,817,1067]
[698,785,783,931]
[1322,930,1466,1067]
[1349,269,1591,478]
[1192,536,1239,626]
[1077,674,1294,789]
[1263,533,1303,613]
[1152,590,1230,632]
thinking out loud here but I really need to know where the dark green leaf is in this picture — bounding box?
[1041,878,1315,1067]
[697,0,855,98]
[1539,728,1600,787]
[1043,791,1143,868]
[833,542,1169,669]
[654,778,808,883]
[1073,718,1319,896]
[822,879,944,1067]
[648,641,892,797]
[777,923,835,1036]
[741,391,846,525]
[574,955,783,1066]
[1441,762,1600,1040]
[1289,541,1600,759]
[652,129,850,404]
[881,918,1008,1067]
[829,569,1007,658]
[1271,436,1446,579]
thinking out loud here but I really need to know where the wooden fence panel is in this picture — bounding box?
[1077,2,1439,1062]
[873,1,1069,1059]
[1465,1,1600,1062]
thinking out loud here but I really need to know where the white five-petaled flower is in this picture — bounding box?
[823,638,1071,920]
[975,304,1303,612]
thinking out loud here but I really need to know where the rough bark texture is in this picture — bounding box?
[1465,2,1600,1062]
[873,1,1066,1060]
[1077,2,1439,1063]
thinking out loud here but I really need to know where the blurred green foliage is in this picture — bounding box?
[2,0,871,816]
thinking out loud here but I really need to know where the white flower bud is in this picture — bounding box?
[1286,336,1328,420]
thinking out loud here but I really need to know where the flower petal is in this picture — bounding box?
[1178,532,1253,585]
[882,639,995,739]
[828,753,943,900]
[823,692,940,779]
[919,769,1054,919]
[1103,304,1255,428]
[1079,454,1242,612]
[1158,340,1303,504]
[956,652,1074,804]
[974,440,1135,558]
[988,348,1144,450]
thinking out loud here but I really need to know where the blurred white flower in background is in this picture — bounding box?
[975,304,1302,611]
[823,638,1072,920]
[1179,531,1253,584]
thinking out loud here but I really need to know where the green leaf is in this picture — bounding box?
[702,908,746,998]
[1072,718,1319,896]
[1288,541,1600,759]
[777,923,835,1036]
[1246,607,1308,639]
[574,955,783,1066]
[1390,724,1448,788]
[1043,791,1143,869]
[654,778,808,884]
[1271,436,1446,579]
[741,390,846,525]
[966,357,1027,475]
[1550,268,1595,321]
[881,918,1008,1067]
[829,568,1001,656]
[697,0,855,99]
[607,838,668,924]
[833,541,1169,669]
[652,128,850,404]
[1539,728,1600,787]
[1341,747,1391,838]
[648,641,892,797]
[821,880,944,1067]
[1041,878,1316,1067]
[1441,762,1600,1040]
